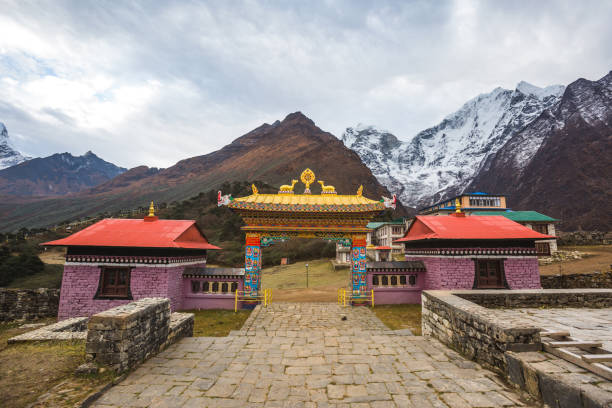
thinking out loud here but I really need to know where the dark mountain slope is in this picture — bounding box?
[468,72,612,230]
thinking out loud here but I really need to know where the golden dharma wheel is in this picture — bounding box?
[300,168,315,189]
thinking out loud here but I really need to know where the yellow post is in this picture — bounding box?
[234,289,238,312]
[371,289,375,308]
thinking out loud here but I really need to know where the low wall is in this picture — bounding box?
[0,288,60,322]
[541,271,612,289]
[421,290,541,372]
[456,288,612,308]
[85,298,193,372]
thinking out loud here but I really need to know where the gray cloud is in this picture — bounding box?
[0,0,611,168]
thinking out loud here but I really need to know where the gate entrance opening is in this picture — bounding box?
[218,168,396,302]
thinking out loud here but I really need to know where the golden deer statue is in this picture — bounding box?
[279,179,298,194]
[318,180,337,194]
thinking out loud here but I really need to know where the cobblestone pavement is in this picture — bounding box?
[492,308,612,350]
[94,303,534,407]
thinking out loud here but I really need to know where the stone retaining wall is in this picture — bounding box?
[0,288,60,322]
[541,271,612,289]
[85,298,193,372]
[421,290,541,372]
[456,288,612,308]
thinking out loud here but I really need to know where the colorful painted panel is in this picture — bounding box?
[244,244,261,295]
[351,246,367,293]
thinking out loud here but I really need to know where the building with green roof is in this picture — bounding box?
[472,210,559,254]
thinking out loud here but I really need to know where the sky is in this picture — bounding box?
[1,0,611,169]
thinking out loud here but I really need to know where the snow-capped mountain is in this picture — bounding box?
[342,81,565,208]
[0,122,32,170]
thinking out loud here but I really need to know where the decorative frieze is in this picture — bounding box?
[65,254,207,266]
[404,247,537,257]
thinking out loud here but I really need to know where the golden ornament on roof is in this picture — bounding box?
[357,185,363,196]
[252,184,259,195]
[148,201,155,217]
[300,168,315,191]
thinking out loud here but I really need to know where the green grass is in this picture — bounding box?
[7,263,63,289]
[373,304,422,335]
[261,259,348,290]
[185,309,252,337]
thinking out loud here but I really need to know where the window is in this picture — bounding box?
[202,281,210,292]
[98,267,130,298]
[373,275,379,286]
[390,276,398,286]
[535,242,551,256]
[212,282,219,292]
[191,280,200,293]
[221,283,229,293]
[399,275,407,285]
[475,260,505,289]
[533,224,548,234]
[409,275,416,286]
[381,276,388,286]
[231,282,238,293]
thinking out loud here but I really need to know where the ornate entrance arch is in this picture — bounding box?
[218,169,396,298]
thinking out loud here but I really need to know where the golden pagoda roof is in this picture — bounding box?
[228,193,386,213]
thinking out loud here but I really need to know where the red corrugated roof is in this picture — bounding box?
[395,215,554,242]
[42,218,221,250]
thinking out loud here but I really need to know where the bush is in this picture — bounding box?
[0,251,45,287]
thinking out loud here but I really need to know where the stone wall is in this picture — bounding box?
[557,230,611,245]
[541,271,612,289]
[421,290,541,372]
[0,288,60,322]
[456,288,612,308]
[85,297,193,372]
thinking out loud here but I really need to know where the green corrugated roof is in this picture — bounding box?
[367,220,405,229]
[471,211,559,222]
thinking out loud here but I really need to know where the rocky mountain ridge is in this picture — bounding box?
[342,81,566,209]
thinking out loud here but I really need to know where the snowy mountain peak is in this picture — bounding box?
[343,80,566,208]
[516,81,565,99]
[0,122,32,170]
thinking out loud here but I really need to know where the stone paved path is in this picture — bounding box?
[492,308,612,350]
[94,303,533,407]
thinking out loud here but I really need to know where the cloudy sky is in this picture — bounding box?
[1,0,611,168]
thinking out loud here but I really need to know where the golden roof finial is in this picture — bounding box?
[455,198,461,213]
[148,201,155,217]
[252,184,259,195]
[357,185,363,196]
[300,168,315,194]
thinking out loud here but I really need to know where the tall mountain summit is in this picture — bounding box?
[342,81,565,209]
[343,71,611,230]
[0,122,32,170]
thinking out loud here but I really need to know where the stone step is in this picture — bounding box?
[548,341,603,349]
[582,354,612,363]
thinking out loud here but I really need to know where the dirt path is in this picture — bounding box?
[540,245,612,275]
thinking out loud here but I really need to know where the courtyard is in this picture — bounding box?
[93,303,534,407]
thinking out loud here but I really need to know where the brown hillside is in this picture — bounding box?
[0,112,401,231]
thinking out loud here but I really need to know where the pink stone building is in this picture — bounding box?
[371,213,553,304]
[43,213,243,320]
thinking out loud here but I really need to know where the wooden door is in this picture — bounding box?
[475,260,504,288]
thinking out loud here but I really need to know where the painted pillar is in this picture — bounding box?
[244,234,262,296]
[351,236,367,294]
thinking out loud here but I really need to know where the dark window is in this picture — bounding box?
[535,242,551,256]
[373,275,379,286]
[99,267,130,298]
[202,281,210,292]
[231,282,238,293]
[212,282,219,292]
[475,260,505,289]
[390,276,398,286]
[399,275,407,285]
[191,280,200,293]
[382,275,388,286]
[221,283,228,293]
[533,224,548,234]
[409,275,416,286]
